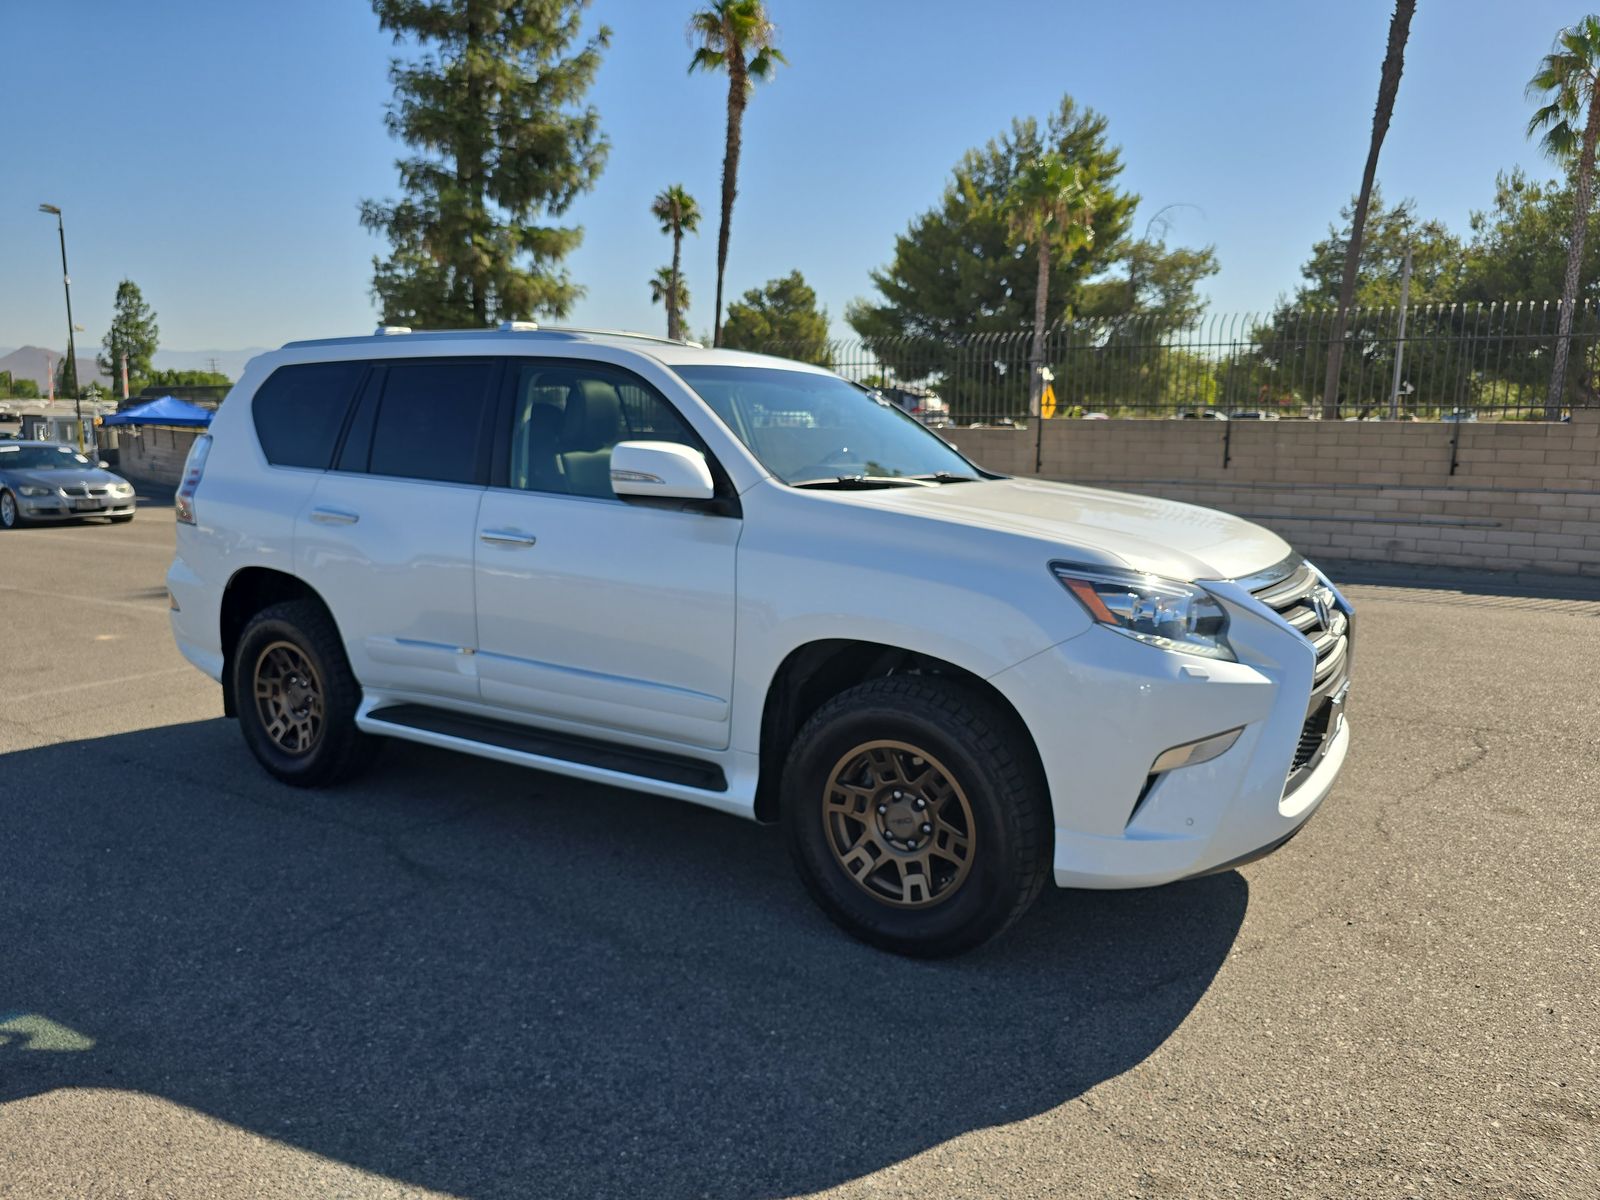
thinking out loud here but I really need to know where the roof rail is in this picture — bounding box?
[282,325,706,351]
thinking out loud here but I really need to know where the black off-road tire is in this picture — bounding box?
[233,599,379,787]
[781,675,1052,958]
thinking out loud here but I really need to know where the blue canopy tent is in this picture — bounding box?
[102,396,214,427]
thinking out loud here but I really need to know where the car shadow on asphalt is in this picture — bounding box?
[0,718,1247,1199]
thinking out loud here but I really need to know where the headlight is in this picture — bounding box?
[108,482,134,496]
[1052,563,1235,660]
[18,485,53,497]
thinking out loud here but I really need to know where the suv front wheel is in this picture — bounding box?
[781,676,1051,957]
[233,599,378,786]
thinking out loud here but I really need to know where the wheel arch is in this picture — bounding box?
[753,638,1047,823]
[218,567,340,718]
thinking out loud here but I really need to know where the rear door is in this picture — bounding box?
[294,357,499,703]
[472,359,741,750]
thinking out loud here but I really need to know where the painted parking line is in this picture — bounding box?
[7,667,195,703]
[0,583,169,614]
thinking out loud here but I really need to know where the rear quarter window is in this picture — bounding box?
[251,362,367,469]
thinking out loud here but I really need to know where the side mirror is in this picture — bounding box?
[610,440,714,502]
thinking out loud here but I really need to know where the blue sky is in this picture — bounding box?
[0,0,1580,357]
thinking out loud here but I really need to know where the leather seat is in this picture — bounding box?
[558,379,626,497]
[513,402,567,493]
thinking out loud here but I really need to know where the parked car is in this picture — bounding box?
[1441,409,1478,422]
[875,384,951,426]
[167,326,1353,956]
[1228,410,1280,421]
[0,441,137,528]
[1174,409,1229,420]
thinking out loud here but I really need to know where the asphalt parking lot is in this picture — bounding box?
[1,497,1596,1199]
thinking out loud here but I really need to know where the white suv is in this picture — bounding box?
[167,326,1352,956]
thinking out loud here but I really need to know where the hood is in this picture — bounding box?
[2,467,127,492]
[843,477,1291,581]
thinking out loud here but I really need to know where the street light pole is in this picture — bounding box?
[39,203,83,449]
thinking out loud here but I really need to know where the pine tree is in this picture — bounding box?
[721,271,830,365]
[360,0,611,326]
[98,280,160,396]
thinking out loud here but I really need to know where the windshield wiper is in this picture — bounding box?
[790,475,938,490]
[906,472,981,484]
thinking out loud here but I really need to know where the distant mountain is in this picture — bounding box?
[0,345,109,390]
[151,347,270,382]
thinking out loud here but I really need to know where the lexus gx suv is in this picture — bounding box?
[167,325,1352,956]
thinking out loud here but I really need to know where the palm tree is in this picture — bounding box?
[1321,0,1416,419]
[689,1,785,347]
[1005,152,1094,420]
[1528,16,1600,417]
[650,185,700,340]
[649,265,690,329]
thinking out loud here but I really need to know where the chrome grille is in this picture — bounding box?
[1249,557,1352,790]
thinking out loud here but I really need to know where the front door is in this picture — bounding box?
[473,361,740,750]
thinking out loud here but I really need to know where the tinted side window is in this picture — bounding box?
[252,362,366,469]
[367,360,495,485]
[505,363,701,498]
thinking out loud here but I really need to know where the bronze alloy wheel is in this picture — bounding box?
[821,740,977,908]
[253,640,325,756]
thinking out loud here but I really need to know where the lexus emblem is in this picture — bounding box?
[1311,586,1335,630]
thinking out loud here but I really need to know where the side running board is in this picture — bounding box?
[365,704,728,792]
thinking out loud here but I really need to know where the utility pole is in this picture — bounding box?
[1387,245,1413,420]
[39,204,83,449]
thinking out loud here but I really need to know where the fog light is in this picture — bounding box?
[1150,727,1244,774]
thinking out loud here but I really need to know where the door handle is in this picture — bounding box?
[479,529,537,547]
[310,507,360,525]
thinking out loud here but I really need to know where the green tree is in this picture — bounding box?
[846,96,1144,415]
[145,368,232,389]
[648,265,691,328]
[721,270,830,364]
[689,0,785,346]
[1294,188,1462,307]
[1460,168,1600,298]
[0,371,41,399]
[650,184,700,339]
[1004,152,1095,414]
[1322,0,1417,418]
[53,355,75,399]
[1526,15,1600,414]
[97,280,160,396]
[1077,235,1219,332]
[360,0,611,327]
[1248,189,1463,414]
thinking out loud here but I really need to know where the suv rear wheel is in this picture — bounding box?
[781,676,1051,957]
[233,599,378,786]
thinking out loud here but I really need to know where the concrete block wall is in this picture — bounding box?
[944,409,1600,577]
[117,425,202,488]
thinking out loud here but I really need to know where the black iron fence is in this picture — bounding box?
[754,301,1600,424]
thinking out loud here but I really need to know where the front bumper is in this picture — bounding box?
[990,591,1350,890]
[18,494,136,519]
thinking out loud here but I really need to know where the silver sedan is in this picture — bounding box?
[0,442,138,528]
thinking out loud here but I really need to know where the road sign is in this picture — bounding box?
[1040,383,1057,419]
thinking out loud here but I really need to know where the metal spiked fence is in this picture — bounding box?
[755,301,1600,424]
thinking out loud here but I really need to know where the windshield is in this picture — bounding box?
[0,445,92,470]
[672,366,978,486]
